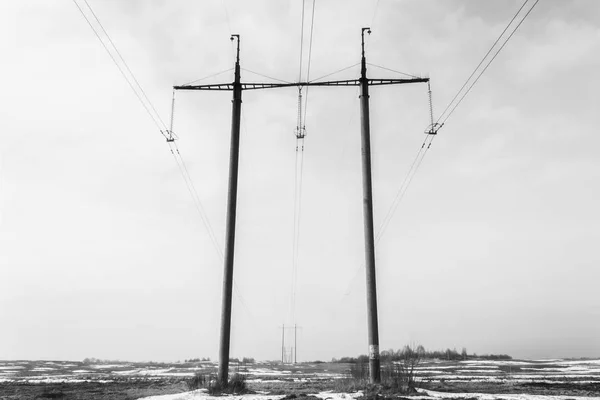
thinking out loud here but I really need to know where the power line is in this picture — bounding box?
[221,0,232,34]
[175,147,223,255]
[83,0,168,130]
[310,62,360,83]
[181,68,234,86]
[241,68,291,84]
[220,0,236,64]
[438,0,541,126]
[302,0,317,124]
[168,102,255,321]
[370,0,381,26]
[289,0,316,326]
[290,7,305,326]
[72,0,168,139]
[298,0,306,82]
[376,1,542,232]
[367,63,420,79]
[332,78,437,312]
[74,0,225,258]
[376,136,433,242]
[333,2,541,309]
[437,0,530,122]
[290,144,305,324]
[330,135,434,319]
[375,77,438,243]
[72,0,255,319]
[377,75,442,241]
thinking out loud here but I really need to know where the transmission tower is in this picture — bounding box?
[173,29,429,385]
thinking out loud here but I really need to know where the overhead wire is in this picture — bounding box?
[379,0,542,227]
[73,0,221,257]
[83,0,169,130]
[72,0,254,317]
[437,0,540,127]
[181,68,234,86]
[376,136,433,242]
[290,138,304,324]
[221,0,232,35]
[333,0,542,315]
[376,81,436,241]
[219,0,237,64]
[72,0,168,140]
[358,2,542,322]
[437,0,530,123]
[373,0,542,243]
[241,68,291,84]
[332,127,433,304]
[309,63,361,83]
[370,0,381,27]
[330,133,433,320]
[331,46,436,315]
[367,63,421,79]
[289,0,317,329]
[289,0,308,327]
[298,0,306,82]
[168,94,255,319]
[302,0,317,124]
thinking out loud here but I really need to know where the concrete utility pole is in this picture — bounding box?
[358,27,380,384]
[173,29,429,387]
[218,34,242,386]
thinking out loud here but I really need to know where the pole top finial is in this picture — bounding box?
[361,28,371,77]
[361,28,371,59]
[230,34,240,64]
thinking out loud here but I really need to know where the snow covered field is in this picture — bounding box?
[0,358,598,399]
[139,391,599,400]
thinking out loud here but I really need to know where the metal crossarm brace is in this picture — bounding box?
[174,77,428,92]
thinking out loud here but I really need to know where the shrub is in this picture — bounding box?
[37,387,66,399]
[383,343,424,393]
[226,373,248,394]
[187,372,248,395]
[337,344,423,395]
[186,372,212,391]
[349,361,369,382]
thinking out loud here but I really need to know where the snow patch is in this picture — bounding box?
[90,364,127,369]
[140,391,285,400]
[421,389,597,400]
[313,391,363,400]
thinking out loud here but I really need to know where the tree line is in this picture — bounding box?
[331,345,512,363]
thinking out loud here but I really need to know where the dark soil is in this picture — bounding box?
[0,379,188,400]
[420,380,600,397]
[2,379,600,400]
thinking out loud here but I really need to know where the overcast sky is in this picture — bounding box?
[1,0,599,363]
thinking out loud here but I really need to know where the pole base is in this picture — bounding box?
[369,357,381,383]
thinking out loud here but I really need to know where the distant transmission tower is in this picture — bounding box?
[281,324,299,364]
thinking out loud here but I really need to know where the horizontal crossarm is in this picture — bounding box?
[173,77,429,91]
[369,78,429,86]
